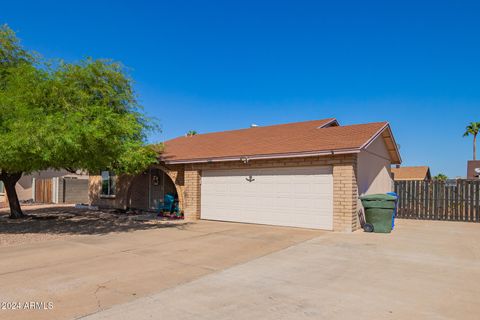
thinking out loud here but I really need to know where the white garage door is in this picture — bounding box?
[201,166,333,230]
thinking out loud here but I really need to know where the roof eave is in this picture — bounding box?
[162,148,361,165]
[360,123,402,165]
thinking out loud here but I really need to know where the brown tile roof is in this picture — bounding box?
[161,118,400,164]
[391,166,431,180]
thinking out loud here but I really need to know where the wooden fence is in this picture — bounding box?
[394,180,480,222]
[35,178,53,203]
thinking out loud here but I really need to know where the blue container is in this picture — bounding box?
[387,192,398,230]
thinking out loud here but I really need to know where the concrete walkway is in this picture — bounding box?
[83,220,480,320]
[0,220,320,320]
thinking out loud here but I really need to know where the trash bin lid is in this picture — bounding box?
[359,194,397,201]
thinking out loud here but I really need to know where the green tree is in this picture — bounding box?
[463,122,480,160]
[0,25,159,218]
[186,130,198,136]
[433,173,448,181]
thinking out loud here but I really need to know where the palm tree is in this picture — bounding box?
[186,130,197,137]
[433,173,448,181]
[463,122,480,160]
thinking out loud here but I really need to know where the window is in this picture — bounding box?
[101,171,116,196]
[0,181,4,194]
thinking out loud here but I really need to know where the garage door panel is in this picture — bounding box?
[201,166,333,230]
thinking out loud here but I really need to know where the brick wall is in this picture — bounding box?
[183,166,201,220]
[89,155,360,232]
[185,154,359,232]
[332,157,359,232]
[89,164,185,212]
[128,173,149,209]
[89,174,135,209]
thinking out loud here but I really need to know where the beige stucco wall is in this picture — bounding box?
[357,136,393,196]
[0,191,5,207]
[0,178,5,206]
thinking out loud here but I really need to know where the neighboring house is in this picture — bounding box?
[2,170,89,205]
[0,181,5,208]
[467,160,480,179]
[89,118,401,232]
[391,166,431,181]
[1,170,89,208]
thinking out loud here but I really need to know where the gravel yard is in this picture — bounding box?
[0,204,186,247]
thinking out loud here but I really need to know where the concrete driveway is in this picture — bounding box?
[0,219,321,320]
[82,220,480,320]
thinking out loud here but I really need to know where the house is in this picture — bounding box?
[0,182,5,208]
[391,166,431,181]
[89,118,401,232]
[467,160,480,179]
[1,170,89,207]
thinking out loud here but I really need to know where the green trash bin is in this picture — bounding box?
[360,194,397,233]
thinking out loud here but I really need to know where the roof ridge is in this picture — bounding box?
[393,166,429,169]
[171,118,337,140]
[314,121,388,131]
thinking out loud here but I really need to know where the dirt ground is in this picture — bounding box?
[0,204,185,247]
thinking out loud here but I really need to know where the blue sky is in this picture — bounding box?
[2,0,479,177]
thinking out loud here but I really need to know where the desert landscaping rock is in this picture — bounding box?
[0,204,187,248]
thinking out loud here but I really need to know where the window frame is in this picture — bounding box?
[100,171,116,197]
